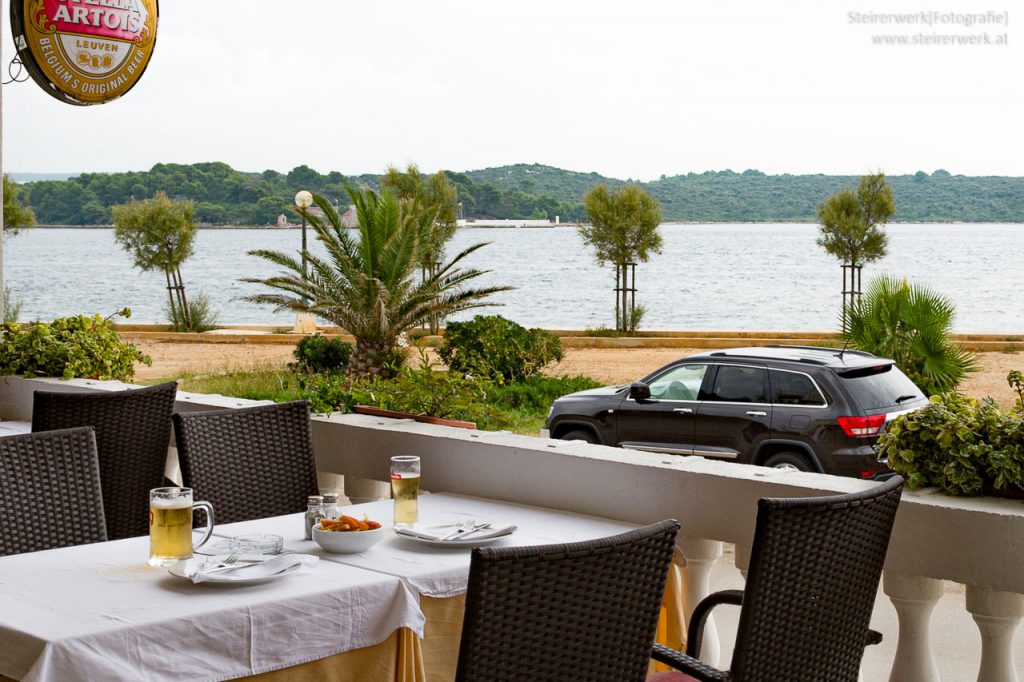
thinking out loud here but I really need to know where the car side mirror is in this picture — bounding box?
[629,382,652,401]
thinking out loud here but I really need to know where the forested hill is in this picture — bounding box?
[16,162,1024,225]
[472,164,1024,222]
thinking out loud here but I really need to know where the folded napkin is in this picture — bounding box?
[192,554,319,583]
[394,524,517,543]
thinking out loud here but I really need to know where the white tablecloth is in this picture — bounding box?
[0,525,425,682]
[216,493,643,598]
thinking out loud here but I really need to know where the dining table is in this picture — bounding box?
[0,492,686,681]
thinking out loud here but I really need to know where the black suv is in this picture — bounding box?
[543,346,928,479]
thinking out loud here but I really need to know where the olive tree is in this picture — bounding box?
[2,175,37,322]
[113,192,198,329]
[817,172,895,327]
[381,163,460,333]
[3,175,36,236]
[580,184,662,332]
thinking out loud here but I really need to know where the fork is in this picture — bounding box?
[201,553,242,574]
[439,519,477,541]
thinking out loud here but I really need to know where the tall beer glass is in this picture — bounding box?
[390,456,420,527]
[148,487,215,566]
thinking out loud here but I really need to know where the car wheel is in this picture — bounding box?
[560,429,598,444]
[764,451,815,472]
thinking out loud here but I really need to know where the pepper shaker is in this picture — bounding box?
[304,495,324,540]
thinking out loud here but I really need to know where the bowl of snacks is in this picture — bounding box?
[313,515,384,554]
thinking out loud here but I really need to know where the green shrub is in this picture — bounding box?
[301,347,492,423]
[844,276,977,396]
[487,375,603,412]
[878,392,1024,496]
[0,309,151,381]
[438,315,562,383]
[2,286,22,324]
[166,292,218,332]
[1009,370,1024,413]
[293,334,353,374]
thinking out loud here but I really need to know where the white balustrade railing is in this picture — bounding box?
[2,376,1022,680]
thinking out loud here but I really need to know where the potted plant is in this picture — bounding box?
[877,379,1024,498]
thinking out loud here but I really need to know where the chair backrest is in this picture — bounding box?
[0,427,107,556]
[32,382,178,540]
[172,400,319,524]
[455,519,680,682]
[730,476,904,681]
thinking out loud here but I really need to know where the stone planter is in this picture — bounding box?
[352,405,476,430]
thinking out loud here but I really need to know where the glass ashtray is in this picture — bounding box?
[229,533,283,555]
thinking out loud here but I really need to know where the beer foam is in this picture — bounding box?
[150,496,191,510]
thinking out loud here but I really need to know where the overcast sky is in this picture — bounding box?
[2,0,1021,179]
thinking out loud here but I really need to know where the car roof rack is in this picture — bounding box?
[705,345,883,368]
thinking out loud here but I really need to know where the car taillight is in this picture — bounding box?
[837,414,886,437]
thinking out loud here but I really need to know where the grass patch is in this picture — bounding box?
[145,369,602,437]
[148,368,302,403]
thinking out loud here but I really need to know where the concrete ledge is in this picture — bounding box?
[108,326,1024,351]
[309,412,1024,594]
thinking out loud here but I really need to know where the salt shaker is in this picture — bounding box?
[321,492,341,520]
[304,495,324,540]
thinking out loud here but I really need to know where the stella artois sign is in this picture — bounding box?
[10,0,159,105]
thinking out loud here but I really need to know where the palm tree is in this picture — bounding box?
[843,275,977,396]
[244,186,511,378]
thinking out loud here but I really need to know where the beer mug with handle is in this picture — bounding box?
[148,487,215,566]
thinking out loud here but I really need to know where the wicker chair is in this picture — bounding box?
[650,476,905,682]
[455,519,680,682]
[0,427,107,556]
[32,382,178,540]
[172,400,319,525]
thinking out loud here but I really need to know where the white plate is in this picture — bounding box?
[396,524,516,548]
[168,554,302,585]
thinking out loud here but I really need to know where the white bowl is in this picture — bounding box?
[312,523,384,554]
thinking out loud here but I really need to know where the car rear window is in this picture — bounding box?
[838,365,922,410]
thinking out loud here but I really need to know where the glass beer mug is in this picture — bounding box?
[390,456,420,527]
[148,487,215,566]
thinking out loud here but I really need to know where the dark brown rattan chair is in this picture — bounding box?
[651,476,904,682]
[455,519,680,682]
[172,400,319,524]
[31,382,178,540]
[0,427,107,556]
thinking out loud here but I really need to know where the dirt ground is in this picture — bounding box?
[133,341,1024,407]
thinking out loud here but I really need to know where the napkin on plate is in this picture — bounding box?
[394,524,517,542]
[192,554,319,583]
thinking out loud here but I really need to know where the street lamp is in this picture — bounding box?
[295,190,313,286]
[293,190,315,333]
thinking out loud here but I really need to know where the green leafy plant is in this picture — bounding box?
[292,334,353,374]
[486,375,602,413]
[300,347,491,423]
[0,309,151,381]
[878,392,1024,496]
[438,315,562,383]
[2,286,22,324]
[165,292,218,332]
[843,276,977,396]
[1009,370,1024,414]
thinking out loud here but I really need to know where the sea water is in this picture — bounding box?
[4,223,1021,332]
